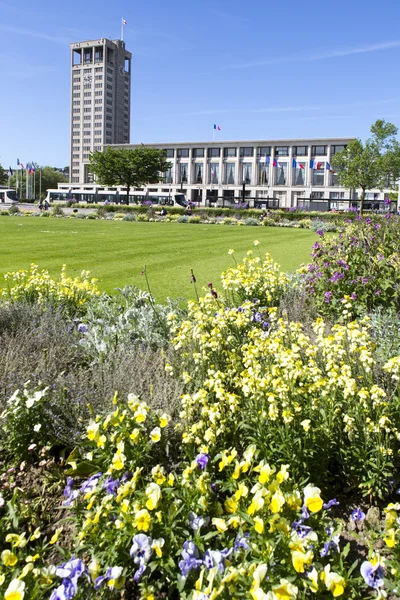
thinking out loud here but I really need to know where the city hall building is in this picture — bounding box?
[109,138,366,208]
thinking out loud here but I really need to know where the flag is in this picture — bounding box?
[20,163,24,169]
[299,163,305,170]
[326,162,334,173]
[265,155,270,165]
[17,158,20,166]
[122,18,127,24]
[31,163,36,172]
[292,158,298,168]
[316,162,322,170]
[272,158,278,167]
[8,167,13,176]
[213,124,221,130]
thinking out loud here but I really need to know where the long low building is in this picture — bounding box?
[107,137,388,208]
[64,137,396,209]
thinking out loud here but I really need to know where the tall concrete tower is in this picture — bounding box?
[70,38,131,183]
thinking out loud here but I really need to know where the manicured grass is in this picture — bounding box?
[0,218,317,301]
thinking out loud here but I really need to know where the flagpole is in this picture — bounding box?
[33,169,36,201]
[25,168,28,200]
[121,18,124,41]
[213,126,215,142]
[39,168,42,201]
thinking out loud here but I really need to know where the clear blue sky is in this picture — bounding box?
[1,0,400,170]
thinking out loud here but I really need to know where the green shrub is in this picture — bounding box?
[188,215,201,224]
[86,213,97,219]
[51,205,64,217]
[244,217,259,226]
[177,215,188,223]
[136,213,149,222]
[123,213,136,221]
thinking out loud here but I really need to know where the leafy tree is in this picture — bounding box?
[0,164,7,185]
[89,146,171,205]
[9,166,68,200]
[331,119,400,213]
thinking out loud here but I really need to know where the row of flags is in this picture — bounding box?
[8,159,41,176]
[262,156,335,173]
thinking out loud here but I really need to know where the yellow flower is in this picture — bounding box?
[145,483,161,510]
[258,463,273,485]
[18,564,34,579]
[384,528,396,548]
[253,563,268,586]
[130,429,140,443]
[276,465,289,484]
[97,434,107,448]
[152,538,165,557]
[272,579,298,600]
[112,449,126,471]
[88,557,100,581]
[134,509,151,531]
[291,550,313,573]
[303,484,323,513]
[254,517,264,534]
[49,527,63,545]
[150,427,161,443]
[0,573,5,585]
[167,473,175,486]
[2,550,18,567]
[5,533,27,548]
[4,579,25,600]
[30,528,41,540]
[320,565,346,597]
[248,493,265,515]
[25,554,40,563]
[87,421,100,442]
[224,497,238,513]
[269,490,285,514]
[159,414,169,428]
[212,518,228,533]
[308,567,319,592]
[300,419,311,432]
[134,405,148,423]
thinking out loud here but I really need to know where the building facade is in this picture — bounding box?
[109,137,380,208]
[70,38,131,184]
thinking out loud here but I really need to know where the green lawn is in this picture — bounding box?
[0,218,316,301]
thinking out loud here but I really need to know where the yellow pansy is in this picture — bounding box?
[2,550,18,567]
[130,428,140,443]
[145,483,161,510]
[150,427,161,443]
[212,518,228,533]
[152,538,165,557]
[134,509,151,531]
[4,579,25,600]
[25,554,40,563]
[224,497,238,513]
[159,413,169,428]
[18,564,34,579]
[49,527,63,545]
[254,517,264,534]
[30,528,41,541]
[384,528,396,548]
[271,579,298,600]
[303,484,323,513]
[321,565,346,597]
[308,567,319,592]
[5,534,27,548]
[269,490,285,514]
[276,465,289,483]
[248,494,265,515]
[291,550,313,573]
[134,405,148,423]
[87,421,100,442]
[300,419,311,432]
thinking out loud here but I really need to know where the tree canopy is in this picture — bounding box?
[331,119,400,212]
[89,146,171,204]
[0,165,7,186]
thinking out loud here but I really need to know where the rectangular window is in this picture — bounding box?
[311,191,324,199]
[94,47,103,63]
[106,84,113,90]
[83,100,91,105]
[275,146,289,157]
[84,108,91,113]
[72,117,80,122]
[94,146,102,151]
[84,92,91,97]
[242,162,252,184]
[257,146,271,157]
[193,163,203,184]
[72,108,80,114]
[94,99,102,104]
[179,163,188,183]
[83,115,91,121]
[73,93,80,98]
[224,147,236,157]
[177,148,189,158]
[95,66,103,72]
[312,163,325,185]
[164,167,172,184]
[331,172,340,186]
[276,162,288,185]
[95,91,102,97]
[107,67,113,74]
[293,146,308,156]
[258,163,269,185]
[73,85,80,91]
[83,48,92,64]
[73,77,81,83]
[192,148,204,158]
[95,75,103,81]
[83,84,91,90]
[208,148,220,158]
[293,162,307,186]
[311,145,327,156]
[95,83,103,89]
[163,149,174,158]
[106,116,112,121]
[240,146,254,157]
[210,163,220,184]
[331,144,347,155]
[224,163,236,185]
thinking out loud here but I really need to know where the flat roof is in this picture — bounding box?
[108,137,354,147]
